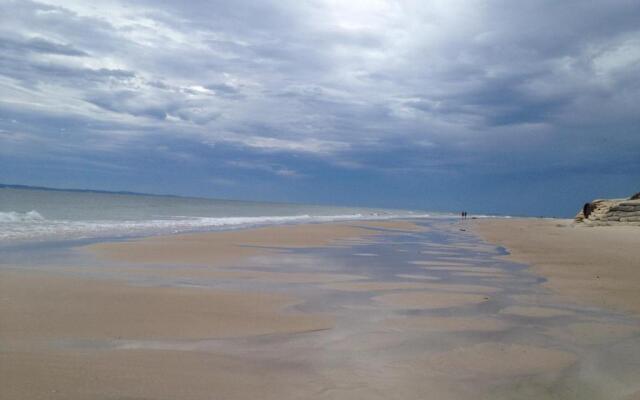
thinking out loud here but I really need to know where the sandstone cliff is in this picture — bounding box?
[576,193,640,226]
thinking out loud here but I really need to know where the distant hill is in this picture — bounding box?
[0,183,184,199]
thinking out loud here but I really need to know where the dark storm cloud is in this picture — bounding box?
[1,0,639,215]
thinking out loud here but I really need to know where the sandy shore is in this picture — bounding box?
[472,218,640,315]
[1,220,435,400]
[3,218,640,399]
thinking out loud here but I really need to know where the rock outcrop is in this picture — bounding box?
[576,193,640,226]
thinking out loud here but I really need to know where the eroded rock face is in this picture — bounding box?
[576,193,640,226]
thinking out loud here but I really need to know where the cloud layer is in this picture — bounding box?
[1,0,639,216]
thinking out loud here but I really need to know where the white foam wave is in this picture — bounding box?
[0,210,45,223]
[0,211,436,242]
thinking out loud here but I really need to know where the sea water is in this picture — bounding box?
[0,186,438,243]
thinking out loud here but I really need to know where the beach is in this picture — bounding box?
[2,218,640,399]
[472,218,640,315]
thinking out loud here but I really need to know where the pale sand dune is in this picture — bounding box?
[0,271,332,341]
[472,219,640,315]
[385,316,511,333]
[499,305,575,318]
[424,343,576,378]
[88,220,423,267]
[373,291,489,309]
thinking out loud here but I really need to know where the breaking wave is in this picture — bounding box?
[0,210,45,223]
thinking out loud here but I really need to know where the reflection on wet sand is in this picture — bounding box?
[499,305,576,318]
[2,219,640,399]
[384,315,511,332]
[424,342,577,378]
[374,291,490,309]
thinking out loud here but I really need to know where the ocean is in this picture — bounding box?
[0,186,439,243]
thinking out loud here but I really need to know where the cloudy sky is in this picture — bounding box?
[1,0,638,216]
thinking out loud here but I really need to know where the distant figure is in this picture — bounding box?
[461,211,468,220]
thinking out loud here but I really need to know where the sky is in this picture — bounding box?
[0,0,639,217]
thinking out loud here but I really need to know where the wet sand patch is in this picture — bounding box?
[385,316,511,333]
[418,265,504,273]
[0,271,333,341]
[0,348,318,400]
[409,260,475,267]
[499,306,576,318]
[425,342,576,378]
[545,322,640,345]
[322,281,440,292]
[373,291,489,310]
[88,221,423,267]
[75,266,367,284]
[420,250,462,256]
[452,271,511,278]
[403,282,500,294]
[395,273,441,281]
[355,220,427,232]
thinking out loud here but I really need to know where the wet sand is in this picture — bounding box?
[373,291,490,309]
[88,220,424,267]
[2,218,640,399]
[0,270,333,343]
[472,218,640,315]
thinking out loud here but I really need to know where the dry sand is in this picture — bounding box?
[472,218,640,315]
